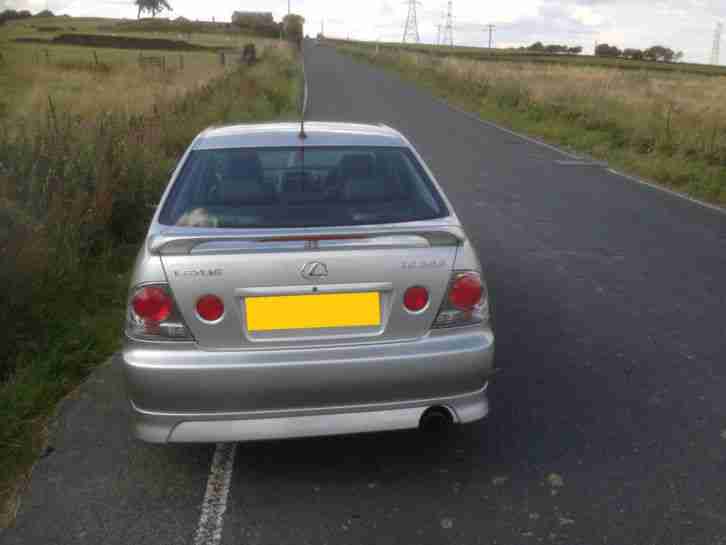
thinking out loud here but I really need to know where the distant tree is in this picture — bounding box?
[529,43,581,55]
[595,43,621,57]
[283,13,305,45]
[644,45,675,62]
[231,11,280,38]
[134,0,172,19]
[0,9,33,25]
[674,51,684,62]
[623,48,644,60]
[232,11,274,28]
[34,9,55,17]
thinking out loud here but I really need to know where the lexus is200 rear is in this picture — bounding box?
[121,122,495,443]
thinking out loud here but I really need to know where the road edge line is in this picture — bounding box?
[192,443,238,545]
[606,168,726,215]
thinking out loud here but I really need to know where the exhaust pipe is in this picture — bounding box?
[419,406,454,433]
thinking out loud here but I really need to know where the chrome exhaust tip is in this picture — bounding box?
[419,406,454,433]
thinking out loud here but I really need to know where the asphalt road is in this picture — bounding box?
[4,43,726,545]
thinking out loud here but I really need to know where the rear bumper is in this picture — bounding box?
[130,386,489,443]
[122,325,494,443]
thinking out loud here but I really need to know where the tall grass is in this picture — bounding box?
[0,37,283,123]
[0,42,301,524]
[342,46,726,204]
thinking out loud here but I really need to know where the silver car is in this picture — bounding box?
[122,122,495,443]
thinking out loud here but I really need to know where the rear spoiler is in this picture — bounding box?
[149,228,464,255]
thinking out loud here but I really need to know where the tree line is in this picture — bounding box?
[595,43,684,62]
[517,40,685,63]
[523,42,583,55]
[0,9,55,25]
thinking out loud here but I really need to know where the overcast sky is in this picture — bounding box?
[2,0,724,64]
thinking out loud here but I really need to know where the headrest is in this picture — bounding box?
[224,151,262,181]
[342,177,388,202]
[339,154,375,179]
[218,178,270,204]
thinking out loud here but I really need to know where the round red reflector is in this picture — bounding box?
[132,287,172,322]
[403,286,429,312]
[449,273,483,310]
[196,294,224,322]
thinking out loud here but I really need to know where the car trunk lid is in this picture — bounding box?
[155,223,462,349]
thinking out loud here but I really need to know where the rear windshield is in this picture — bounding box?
[158,146,449,228]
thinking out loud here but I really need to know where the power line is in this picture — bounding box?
[441,0,453,47]
[402,0,422,43]
[712,21,722,65]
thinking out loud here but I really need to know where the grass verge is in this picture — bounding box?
[337,45,726,206]
[0,43,302,528]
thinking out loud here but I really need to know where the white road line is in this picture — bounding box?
[607,168,726,215]
[301,48,309,119]
[193,443,238,545]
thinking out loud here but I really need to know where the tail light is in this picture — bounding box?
[403,286,429,312]
[196,294,225,322]
[433,272,489,328]
[126,284,192,341]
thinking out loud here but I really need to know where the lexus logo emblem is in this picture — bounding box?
[301,261,328,279]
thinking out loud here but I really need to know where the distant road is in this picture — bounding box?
[5,42,726,545]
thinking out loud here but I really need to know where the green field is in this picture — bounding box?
[0,15,301,527]
[0,16,285,122]
[327,38,726,77]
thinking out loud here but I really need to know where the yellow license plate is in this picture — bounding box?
[245,292,381,332]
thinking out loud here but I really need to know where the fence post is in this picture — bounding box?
[93,50,99,65]
[47,95,58,135]
[219,51,225,66]
[162,56,166,72]
[44,49,50,63]
[179,54,184,70]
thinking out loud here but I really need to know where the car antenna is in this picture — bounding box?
[299,111,307,140]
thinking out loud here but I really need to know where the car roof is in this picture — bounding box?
[193,122,409,150]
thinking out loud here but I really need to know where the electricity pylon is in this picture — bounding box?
[712,21,723,65]
[441,1,454,47]
[402,0,422,43]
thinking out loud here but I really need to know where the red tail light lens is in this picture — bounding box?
[403,286,429,312]
[132,286,172,322]
[127,283,192,341]
[196,294,225,322]
[448,273,484,310]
